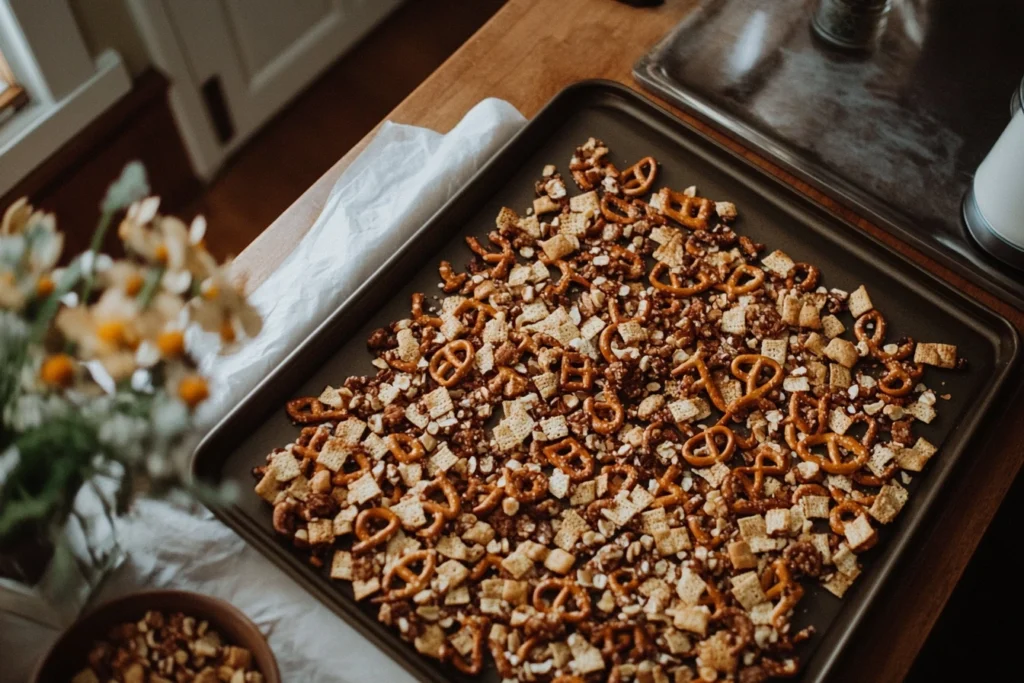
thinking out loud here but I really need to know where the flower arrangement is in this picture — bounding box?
[0,163,261,578]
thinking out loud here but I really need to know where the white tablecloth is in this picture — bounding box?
[1,98,526,683]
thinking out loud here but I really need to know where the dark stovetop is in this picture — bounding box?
[635,0,1024,309]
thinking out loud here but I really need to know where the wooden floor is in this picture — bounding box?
[189,0,507,259]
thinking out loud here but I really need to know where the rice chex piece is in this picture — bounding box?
[762,250,795,276]
[731,571,768,610]
[824,338,859,368]
[270,451,301,482]
[848,285,874,317]
[348,472,381,504]
[423,386,454,418]
[914,342,957,369]
[761,338,787,366]
[821,314,846,338]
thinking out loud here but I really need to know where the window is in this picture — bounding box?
[0,0,130,198]
[0,47,28,122]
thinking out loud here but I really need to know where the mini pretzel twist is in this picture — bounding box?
[607,567,640,598]
[715,263,765,300]
[465,478,504,515]
[418,472,461,539]
[550,260,592,295]
[854,310,914,362]
[292,425,331,460]
[585,389,624,435]
[671,352,728,412]
[560,352,595,391]
[729,354,784,412]
[619,156,657,196]
[682,425,736,468]
[429,339,475,387]
[650,464,688,509]
[878,359,924,397]
[441,617,489,675]
[332,451,372,486]
[829,499,870,537]
[600,194,641,224]
[796,432,869,476]
[532,578,591,623]
[649,262,716,297]
[438,260,467,293]
[543,437,595,482]
[687,514,726,548]
[602,463,638,496]
[380,549,437,601]
[410,292,442,328]
[504,467,549,503]
[286,396,347,424]
[489,366,528,397]
[352,507,400,555]
[387,433,425,464]
[465,232,515,279]
[785,262,820,292]
[453,298,497,336]
[607,245,646,280]
[761,559,805,632]
[656,188,715,230]
[470,554,509,580]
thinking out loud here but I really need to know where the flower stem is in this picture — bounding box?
[80,209,115,303]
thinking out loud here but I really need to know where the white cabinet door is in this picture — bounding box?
[130,0,402,178]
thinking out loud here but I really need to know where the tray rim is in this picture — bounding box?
[632,21,1024,312]
[192,79,1021,683]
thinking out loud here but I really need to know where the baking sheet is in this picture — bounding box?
[193,81,1019,682]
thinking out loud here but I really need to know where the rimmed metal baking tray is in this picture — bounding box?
[192,81,1020,682]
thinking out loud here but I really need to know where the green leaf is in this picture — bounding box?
[101,162,149,214]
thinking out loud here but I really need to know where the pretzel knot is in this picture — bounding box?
[655,188,715,230]
[532,578,591,623]
[429,339,475,387]
[785,262,820,292]
[470,553,508,580]
[601,194,641,224]
[441,617,489,675]
[418,472,461,539]
[286,396,346,424]
[543,437,595,482]
[682,425,736,467]
[379,549,436,601]
[560,351,595,391]
[724,445,791,514]
[438,260,467,293]
[796,432,869,476]
[671,353,728,412]
[352,507,400,555]
[649,262,715,298]
[715,263,765,300]
[387,433,425,464]
[465,232,515,279]
[465,478,504,515]
[650,464,688,509]
[453,298,497,336]
[585,390,624,435]
[602,464,638,496]
[504,467,548,503]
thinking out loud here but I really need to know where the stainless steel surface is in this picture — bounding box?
[812,0,891,49]
[964,187,1024,271]
[635,0,1024,309]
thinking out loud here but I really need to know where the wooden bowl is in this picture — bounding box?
[32,590,281,682]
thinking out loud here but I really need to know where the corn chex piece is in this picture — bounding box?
[762,250,794,277]
[824,338,859,368]
[423,386,454,418]
[654,527,691,556]
[675,567,707,605]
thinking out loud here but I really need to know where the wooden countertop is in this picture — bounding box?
[233,0,1024,680]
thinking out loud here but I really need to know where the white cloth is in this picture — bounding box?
[1,98,527,683]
